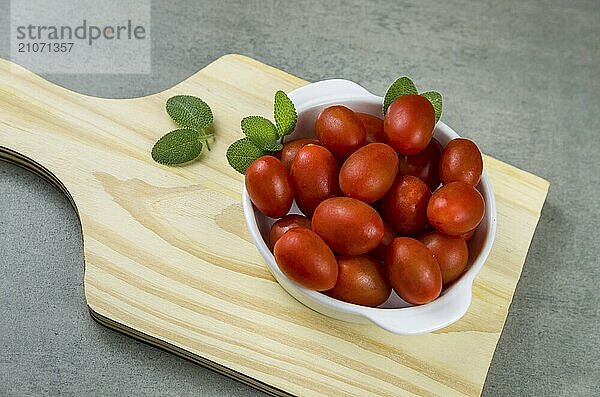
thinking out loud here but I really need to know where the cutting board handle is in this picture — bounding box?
[0,57,183,206]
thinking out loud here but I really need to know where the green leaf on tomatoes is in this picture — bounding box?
[274,90,297,138]
[226,137,265,174]
[383,77,418,114]
[241,116,283,151]
[421,91,443,123]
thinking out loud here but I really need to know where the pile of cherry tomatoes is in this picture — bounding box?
[245,94,485,307]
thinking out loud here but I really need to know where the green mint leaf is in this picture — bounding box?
[152,129,203,165]
[262,140,284,151]
[274,90,297,138]
[421,91,443,122]
[241,116,283,151]
[166,95,213,130]
[383,77,418,114]
[226,137,265,174]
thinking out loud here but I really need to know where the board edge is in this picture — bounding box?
[87,306,292,397]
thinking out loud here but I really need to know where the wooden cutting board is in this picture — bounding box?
[0,54,549,397]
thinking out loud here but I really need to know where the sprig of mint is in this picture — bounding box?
[241,116,283,151]
[151,95,214,165]
[151,129,203,165]
[420,91,442,123]
[226,90,297,174]
[226,137,266,174]
[383,77,417,114]
[383,77,443,122]
[274,90,297,139]
[166,95,213,131]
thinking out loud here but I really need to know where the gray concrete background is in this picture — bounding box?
[1,0,599,395]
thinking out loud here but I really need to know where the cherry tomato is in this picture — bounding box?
[385,237,442,305]
[369,222,396,262]
[290,144,340,217]
[427,182,485,236]
[356,112,385,143]
[245,155,293,218]
[381,175,431,236]
[274,228,338,291]
[339,143,399,203]
[326,255,391,307]
[398,138,442,191]
[278,138,319,171]
[420,232,469,285]
[312,197,384,255]
[461,228,476,241]
[439,138,483,186]
[268,214,311,250]
[384,94,435,155]
[315,105,366,160]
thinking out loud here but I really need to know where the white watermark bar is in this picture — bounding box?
[10,0,151,74]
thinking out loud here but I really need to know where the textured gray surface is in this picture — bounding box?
[1,0,599,396]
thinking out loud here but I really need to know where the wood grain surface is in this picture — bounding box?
[0,54,549,397]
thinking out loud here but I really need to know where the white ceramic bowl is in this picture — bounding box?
[243,79,497,335]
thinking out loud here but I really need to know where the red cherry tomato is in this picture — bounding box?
[369,222,396,262]
[290,144,340,217]
[278,138,319,171]
[427,182,485,236]
[245,156,293,218]
[315,105,366,160]
[385,237,442,305]
[356,112,385,143]
[461,228,476,241]
[268,214,311,251]
[339,143,399,203]
[384,94,435,155]
[274,228,338,291]
[326,255,391,307]
[381,175,431,236]
[439,138,483,186]
[312,197,384,255]
[398,138,442,191]
[420,232,469,285]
